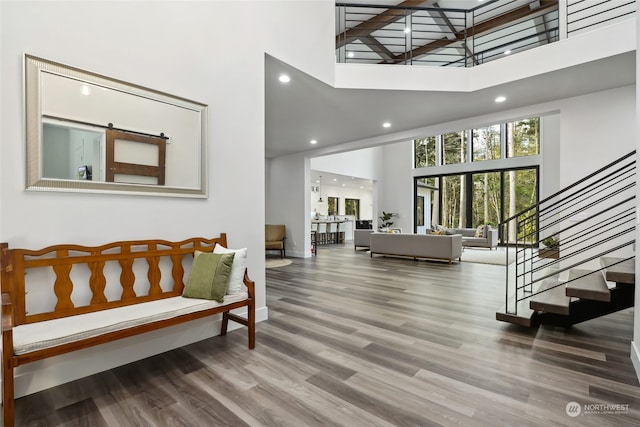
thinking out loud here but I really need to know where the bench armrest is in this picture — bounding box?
[242,269,255,300]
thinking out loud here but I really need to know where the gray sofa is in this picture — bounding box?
[449,226,498,249]
[354,229,374,250]
[369,232,462,264]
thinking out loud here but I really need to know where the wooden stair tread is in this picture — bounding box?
[600,256,635,284]
[496,300,536,327]
[530,279,570,315]
[565,269,610,302]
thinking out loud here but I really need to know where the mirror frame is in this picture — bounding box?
[24,54,208,198]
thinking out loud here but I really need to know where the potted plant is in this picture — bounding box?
[539,236,560,259]
[379,211,398,231]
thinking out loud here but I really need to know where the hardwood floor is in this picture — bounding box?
[11,244,640,426]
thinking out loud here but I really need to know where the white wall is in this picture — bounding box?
[311,147,383,180]
[559,86,636,184]
[266,154,310,258]
[0,0,335,398]
[379,141,414,232]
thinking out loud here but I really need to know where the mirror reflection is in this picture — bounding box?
[25,54,208,197]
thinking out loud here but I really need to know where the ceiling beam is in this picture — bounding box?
[431,2,479,65]
[360,35,397,63]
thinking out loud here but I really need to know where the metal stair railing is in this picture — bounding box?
[335,0,560,67]
[501,150,636,316]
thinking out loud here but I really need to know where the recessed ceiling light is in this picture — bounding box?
[278,74,290,83]
[310,139,317,145]
[347,52,355,58]
[404,28,411,33]
[333,178,337,182]
[504,50,512,55]
[81,85,91,96]
[383,122,391,128]
[495,96,507,103]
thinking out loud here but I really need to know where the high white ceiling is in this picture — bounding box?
[265,50,635,159]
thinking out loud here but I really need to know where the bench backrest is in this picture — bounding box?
[0,234,227,326]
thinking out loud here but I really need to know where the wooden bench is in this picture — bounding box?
[0,233,255,427]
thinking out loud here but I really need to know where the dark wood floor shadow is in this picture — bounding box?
[10,243,640,426]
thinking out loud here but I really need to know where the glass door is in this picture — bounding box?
[503,167,539,244]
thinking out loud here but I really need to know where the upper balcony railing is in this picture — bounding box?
[335,0,635,67]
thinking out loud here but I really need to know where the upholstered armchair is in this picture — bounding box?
[265,224,286,258]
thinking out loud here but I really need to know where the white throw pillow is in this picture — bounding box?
[213,245,247,295]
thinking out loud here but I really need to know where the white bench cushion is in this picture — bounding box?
[13,293,248,355]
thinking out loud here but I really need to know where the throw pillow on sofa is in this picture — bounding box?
[475,225,486,238]
[430,224,446,235]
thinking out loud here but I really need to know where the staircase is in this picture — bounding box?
[496,151,636,327]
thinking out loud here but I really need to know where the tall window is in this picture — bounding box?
[441,175,466,228]
[442,131,467,165]
[345,198,360,219]
[412,116,540,167]
[503,168,538,243]
[472,124,501,161]
[328,197,339,216]
[417,167,539,244]
[507,118,540,157]
[415,136,437,167]
[416,196,425,226]
[471,171,501,227]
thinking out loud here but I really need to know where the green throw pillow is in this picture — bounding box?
[183,252,235,302]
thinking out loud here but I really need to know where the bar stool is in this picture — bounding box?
[328,222,338,244]
[337,222,345,244]
[310,223,318,255]
[318,223,327,245]
[310,230,317,256]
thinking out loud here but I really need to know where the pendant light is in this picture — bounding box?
[318,175,324,203]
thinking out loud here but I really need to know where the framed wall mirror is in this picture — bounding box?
[25,54,208,197]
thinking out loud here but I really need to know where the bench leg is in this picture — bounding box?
[220,307,255,349]
[247,299,255,349]
[221,312,230,336]
[3,358,14,427]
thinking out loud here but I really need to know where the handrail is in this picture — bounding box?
[567,0,636,35]
[502,150,636,317]
[336,2,470,13]
[501,150,636,225]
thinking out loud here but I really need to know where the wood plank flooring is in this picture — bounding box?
[11,244,640,426]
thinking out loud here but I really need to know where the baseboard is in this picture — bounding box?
[3,306,268,400]
[631,340,640,384]
[285,249,310,258]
